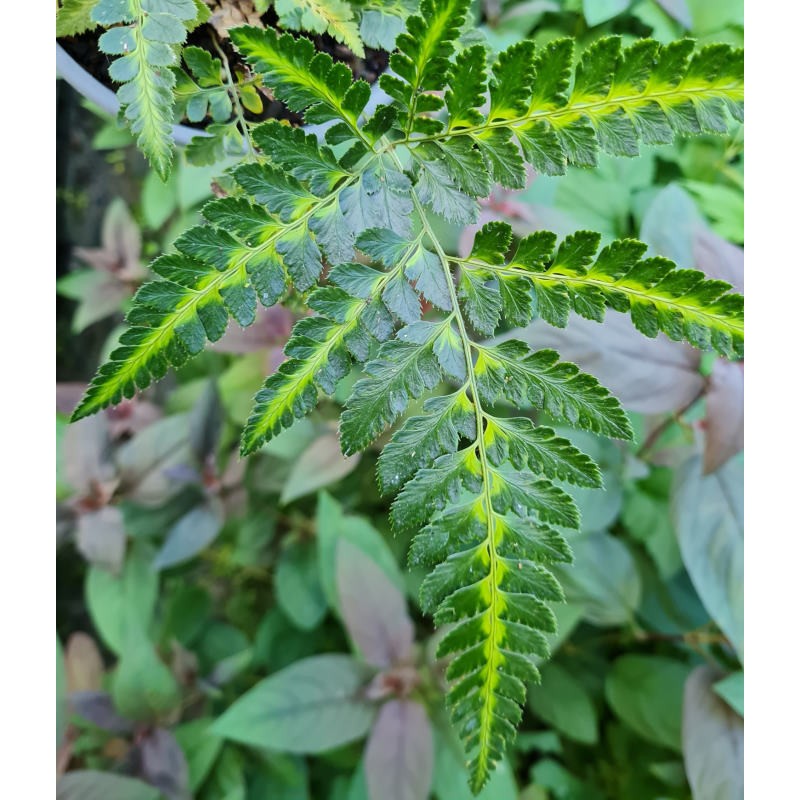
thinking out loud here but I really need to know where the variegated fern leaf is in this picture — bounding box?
[71,0,744,790]
[91,0,210,179]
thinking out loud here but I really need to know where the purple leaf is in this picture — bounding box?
[70,691,134,733]
[76,506,127,572]
[64,413,117,500]
[365,700,434,800]
[56,382,88,416]
[682,666,743,800]
[210,305,294,353]
[72,198,143,279]
[336,539,414,668]
[138,728,191,800]
[693,227,744,292]
[655,0,692,28]
[514,310,703,414]
[116,415,192,506]
[704,360,744,474]
[188,382,222,462]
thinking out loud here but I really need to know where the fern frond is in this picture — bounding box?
[240,270,398,453]
[380,0,471,134]
[96,0,197,179]
[72,150,367,422]
[275,0,365,58]
[71,11,746,792]
[230,26,371,140]
[459,223,744,358]
[414,36,743,189]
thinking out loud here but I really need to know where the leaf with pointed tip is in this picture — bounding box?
[231,26,369,133]
[422,36,743,177]
[377,390,476,493]
[474,341,634,440]
[337,539,414,668]
[464,225,743,358]
[340,326,444,455]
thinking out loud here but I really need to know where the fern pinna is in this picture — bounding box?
[71,0,744,791]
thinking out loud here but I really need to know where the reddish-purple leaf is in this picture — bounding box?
[57,383,88,416]
[682,666,743,800]
[655,0,692,27]
[74,198,143,280]
[115,415,193,506]
[336,539,414,668]
[105,399,162,440]
[704,359,744,474]
[76,506,127,572]
[64,413,117,500]
[138,728,191,800]
[211,305,294,353]
[693,227,744,292]
[365,699,434,800]
[70,691,134,733]
[515,310,703,414]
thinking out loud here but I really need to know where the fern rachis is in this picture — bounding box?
[70,1,744,791]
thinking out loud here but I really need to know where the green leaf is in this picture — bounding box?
[57,772,161,800]
[555,531,641,626]
[64,12,747,792]
[254,121,351,196]
[341,159,415,238]
[57,0,99,36]
[183,44,222,86]
[73,165,365,423]
[173,719,223,792]
[484,417,603,488]
[528,663,598,744]
[275,0,365,58]
[464,225,744,358]
[377,390,475,493]
[152,504,222,570]
[713,671,744,716]
[384,0,471,130]
[112,606,181,720]
[92,0,134,25]
[212,654,376,752]
[86,548,158,655]
[423,36,743,175]
[583,0,632,27]
[340,323,445,455]
[231,26,369,133]
[474,341,633,440]
[96,0,194,179]
[605,655,691,751]
[240,267,397,453]
[275,538,328,630]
